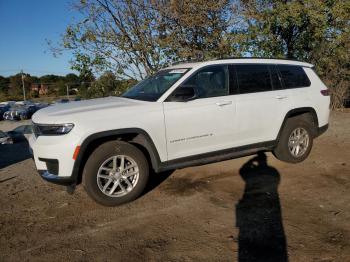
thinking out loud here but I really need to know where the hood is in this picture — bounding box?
[32,96,145,124]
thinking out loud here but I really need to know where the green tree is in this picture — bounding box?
[235,0,350,108]
[85,71,137,98]
[55,0,349,107]
[155,0,234,60]
[0,76,10,94]
[64,73,80,84]
[8,73,33,99]
[114,79,137,96]
[54,80,67,96]
[56,0,235,80]
[63,73,81,96]
[86,71,116,98]
[40,74,63,84]
[77,60,95,97]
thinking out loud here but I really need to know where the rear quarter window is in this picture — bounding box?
[278,65,311,88]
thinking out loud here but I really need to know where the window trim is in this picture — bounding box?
[163,63,312,100]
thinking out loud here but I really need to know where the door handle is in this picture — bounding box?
[275,95,288,100]
[215,101,232,106]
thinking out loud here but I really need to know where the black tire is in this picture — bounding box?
[273,116,314,163]
[82,140,149,206]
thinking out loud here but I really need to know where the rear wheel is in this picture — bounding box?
[82,141,149,206]
[273,116,314,163]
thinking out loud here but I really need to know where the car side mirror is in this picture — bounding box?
[168,85,197,102]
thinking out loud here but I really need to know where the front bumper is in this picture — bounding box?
[29,131,82,186]
[38,170,76,186]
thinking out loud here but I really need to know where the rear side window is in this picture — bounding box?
[278,65,311,88]
[234,65,272,94]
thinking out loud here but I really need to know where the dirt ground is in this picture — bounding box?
[0,112,349,262]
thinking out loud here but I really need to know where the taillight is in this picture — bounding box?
[320,89,330,96]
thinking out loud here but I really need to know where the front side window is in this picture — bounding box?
[235,65,272,94]
[180,65,228,99]
[122,68,189,101]
[278,65,311,88]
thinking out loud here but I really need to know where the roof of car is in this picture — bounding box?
[166,58,313,70]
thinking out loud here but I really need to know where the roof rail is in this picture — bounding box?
[216,56,306,63]
[171,59,204,66]
[170,57,311,67]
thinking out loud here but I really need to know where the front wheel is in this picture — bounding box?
[273,117,314,163]
[82,141,149,206]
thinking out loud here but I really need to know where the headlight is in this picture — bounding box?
[33,123,74,136]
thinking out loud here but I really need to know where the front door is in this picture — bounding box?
[163,65,237,160]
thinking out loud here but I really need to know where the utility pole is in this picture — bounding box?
[66,84,69,99]
[21,70,26,101]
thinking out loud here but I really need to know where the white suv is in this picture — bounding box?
[29,58,330,206]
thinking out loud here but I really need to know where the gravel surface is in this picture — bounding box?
[0,112,349,261]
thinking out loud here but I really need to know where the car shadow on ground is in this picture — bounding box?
[235,152,288,262]
[141,169,175,197]
[0,141,32,169]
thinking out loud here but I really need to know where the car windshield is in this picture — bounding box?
[122,68,189,101]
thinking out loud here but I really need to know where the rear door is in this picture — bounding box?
[230,64,292,146]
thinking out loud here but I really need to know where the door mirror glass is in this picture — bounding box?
[168,85,197,102]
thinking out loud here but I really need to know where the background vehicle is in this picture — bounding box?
[0,101,16,107]
[0,130,13,144]
[2,102,47,121]
[3,106,32,120]
[14,100,34,106]
[0,105,10,120]
[30,58,330,206]
[7,125,33,142]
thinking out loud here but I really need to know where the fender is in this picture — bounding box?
[276,107,319,141]
[71,128,162,183]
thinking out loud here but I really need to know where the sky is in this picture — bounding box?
[0,0,80,77]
